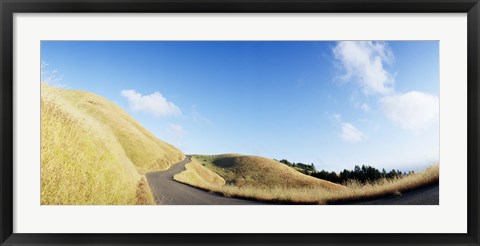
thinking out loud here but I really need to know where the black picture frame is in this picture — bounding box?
[1,0,479,245]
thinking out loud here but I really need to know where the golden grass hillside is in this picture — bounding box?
[194,154,344,190]
[173,158,226,191]
[41,84,184,205]
[173,154,347,203]
[174,154,439,204]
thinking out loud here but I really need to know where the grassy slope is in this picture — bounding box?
[174,154,347,203]
[194,154,343,190]
[41,84,184,205]
[175,154,439,204]
[173,158,226,191]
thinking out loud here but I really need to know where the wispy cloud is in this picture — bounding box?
[332,113,366,143]
[354,102,371,112]
[191,105,212,124]
[41,61,67,88]
[341,122,366,143]
[332,113,341,121]
[121,89,181,117]
[380,91,439,130]
[165,123,186,151]
[167,123,185,137]
[333,41,394,95]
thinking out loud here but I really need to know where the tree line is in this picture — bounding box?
[276,158,414,185]
[277,159,316,174]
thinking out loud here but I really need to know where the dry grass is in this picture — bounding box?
[173,158,225,191]
[175,154,439,204]
[330,164,439,203]
[41,84,184,205]
[50,86,184,173]
[136,178,155,205]
[192,154,345,190]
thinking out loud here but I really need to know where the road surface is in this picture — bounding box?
[145,156,263,205]
[146,157,439,205]
[337,183,439,205]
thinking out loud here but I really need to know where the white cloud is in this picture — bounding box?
[333,41,394,95]
[360,103,370,112]
[121,89,181,117]
[341,122,366,143]
[167,123,185,137]
[332,113,366,143]
[331,42,439,133]
[380,91,439,130]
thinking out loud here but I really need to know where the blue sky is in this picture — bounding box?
[41,41,439,172]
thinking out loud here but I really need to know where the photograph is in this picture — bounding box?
[2,0,477,243]
[40,40,440,205]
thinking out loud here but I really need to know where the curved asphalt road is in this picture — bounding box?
[146,156,439,205]
[145,156,263,205]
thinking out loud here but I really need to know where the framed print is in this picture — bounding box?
[1,0,479,245]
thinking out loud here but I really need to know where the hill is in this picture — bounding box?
[174,154,347,203]
[41,84,184,205]
[195,154,343,190]
[175,154,438,204]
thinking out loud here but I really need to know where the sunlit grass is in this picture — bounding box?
[41,84,183,205]
[190,154,345,190]
[173,158,225,191]
[174,154,439,204]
